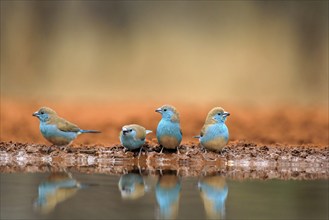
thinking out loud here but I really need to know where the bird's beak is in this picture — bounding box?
[155,108,162,113]
[32,111,39,117]
[122,128,128,135]
[224,112,230,117]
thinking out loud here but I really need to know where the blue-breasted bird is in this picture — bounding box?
[32,107,100,146]
[34,172,84,214]
[198,175,228,219]
[119,124,152,153]
[155,173,181,219]
[195,107,230,152]
[155,105,182,153]
[118,173,146,200]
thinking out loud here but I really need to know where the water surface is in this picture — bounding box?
[1,171,328,219]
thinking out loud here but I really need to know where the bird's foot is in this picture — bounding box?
[202,149,217,161]
[176,146,181,155]
[59,145,68,152]
[220,147,228,155]
[47,146,55,154]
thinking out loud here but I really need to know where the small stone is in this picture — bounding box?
[26,146,38,153]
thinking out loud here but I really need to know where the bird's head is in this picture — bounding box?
[121,125,137,137]
[155,105,180,122]
[206,107,230,124]
[119,174,145,200]
[32,107,57,122]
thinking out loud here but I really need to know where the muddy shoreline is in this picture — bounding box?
[2,100,328,147]
[1,141,328,180]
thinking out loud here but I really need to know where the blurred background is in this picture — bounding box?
[1,1,328,104]
[1,3,328,219]
[1,1,328,145]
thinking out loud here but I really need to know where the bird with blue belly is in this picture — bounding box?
[155,105,182,154]
[155,173,181,219]
[119,124,152,155]
[196,107,230,152]
[34,172,84,214]
[198,175,228,219]
[118,173,146,200]
[33,107,100,146]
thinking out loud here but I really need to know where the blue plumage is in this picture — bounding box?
[155,105,182,153]
[155,174,181,219]
[198,175,228,219]
[33,107,100,146]
[197,107,230,152]
[119,124,152,151]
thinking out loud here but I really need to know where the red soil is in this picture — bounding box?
[1,98,328,147]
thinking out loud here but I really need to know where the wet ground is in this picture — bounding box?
[1,100,328,219]
[1,99,328,179]
[1,141,328,180]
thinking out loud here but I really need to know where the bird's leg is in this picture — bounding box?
[47,146,53,154]
[59,145,67,151]
[176,146,181,154]
[220,147,228,156]
[138,146,143,159]
[159,146,164,154]
[219,149,224,156]
[136,157,142,175]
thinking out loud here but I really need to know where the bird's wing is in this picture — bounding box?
[200,125,206,137]
[50,116,81,132]
[135,126,146,141]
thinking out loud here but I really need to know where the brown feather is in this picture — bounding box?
[37,107,81,132]
[123,124,147,141]
[37,107,57,115]
[200,125,206,137]
[160,105,180,123]
[48,116,81,132]
[199,107,226,137]
[205,107,225,125]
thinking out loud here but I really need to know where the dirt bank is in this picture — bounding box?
[1,141,328,180]
[1,99,328,179]
[1,99,328,146]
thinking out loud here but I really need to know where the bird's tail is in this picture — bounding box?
[80,129,101,134]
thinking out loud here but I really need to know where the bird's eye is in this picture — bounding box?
[40,111,44,114]
[217,113,221,115]
[129,129,133,132]
[163,109,167,112]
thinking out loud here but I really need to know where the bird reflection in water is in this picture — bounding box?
[155,170,181,219]
[118,173,146,200]
[198,175,228,219]
[34,172,84,214]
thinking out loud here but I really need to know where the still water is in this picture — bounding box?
[1,171,328,220]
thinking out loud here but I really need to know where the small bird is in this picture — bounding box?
[155,105,182,153]
[195,107,230,152]
[118,173,146,200]
[34,172,84,214]
[32,107,100,146]
[155,173,181,219]
[198,175,228,219]
[119,124,152,155]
